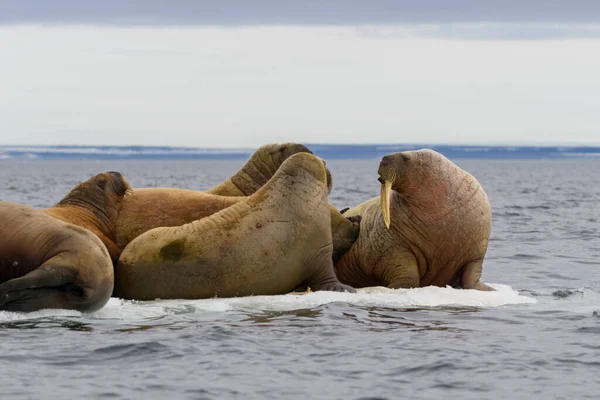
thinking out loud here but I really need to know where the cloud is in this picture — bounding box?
[3,1,600,40]
[1,0,600,26]
[1,26,600,147]
[357,23,600,41]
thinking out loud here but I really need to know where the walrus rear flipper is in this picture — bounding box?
[0,288,76,312]
[0,264,78,312]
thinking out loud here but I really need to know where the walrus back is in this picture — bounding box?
[0,201,114,312]
[115,157,334,300]
[115,188,241,248]
[0,203,75,279]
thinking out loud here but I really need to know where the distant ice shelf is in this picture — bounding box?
[0,144,599,160]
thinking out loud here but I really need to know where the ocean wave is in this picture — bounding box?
[0,284,535,323]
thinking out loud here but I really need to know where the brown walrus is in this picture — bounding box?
[205,142,361,261]
[0,172,130,312]
[335,149,494,290]
[114,153,355,300]
[44,172,131,263]
[115,189,240,250]
[115,143,360,261]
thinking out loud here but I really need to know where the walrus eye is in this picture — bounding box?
[97,178,107,189]
[402,156,410,162]
[279,146,287,153]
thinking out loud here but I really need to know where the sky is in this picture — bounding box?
[1,1,599,147]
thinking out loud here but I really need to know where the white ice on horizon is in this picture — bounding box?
[0,284,536,322]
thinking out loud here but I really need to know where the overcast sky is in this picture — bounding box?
[1,1,599,147]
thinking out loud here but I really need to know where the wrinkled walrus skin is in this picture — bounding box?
[115,143,361,262]
[114,153,355,300]
[335,149,494,291]
[0,172,130,312]
[205,142,361,261]
[44,171,131,263]
[115,188,240,250]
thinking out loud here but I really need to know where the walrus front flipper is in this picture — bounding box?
[305,248,356,293]
[461,260,495,291]
[382,249,420,289]
[0,264,78,312]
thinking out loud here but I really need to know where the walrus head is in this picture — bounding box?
[269,143,332,193]
[92,171,131,198]
[57,171,132,227]
[377,149,450,229]
[59,171,130,205]
[228,143,333,195]
[250,142,313,177]
[277,152,330,190]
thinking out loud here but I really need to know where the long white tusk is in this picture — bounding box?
[380,180,392,229]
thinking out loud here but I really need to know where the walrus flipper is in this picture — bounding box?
[0,288,77,312]
[382,249,420,289]
[0,264,78,312]
[305,248,356,293]
[461,260,495,291]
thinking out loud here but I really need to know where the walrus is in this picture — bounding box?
[335,149,494,291]
[114,153,355,300]
[44,172,131,263]
[205,142,361,261]
[0,172,130,312]
[115,143,360,261]
[115,189,241,250]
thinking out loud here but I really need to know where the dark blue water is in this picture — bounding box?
[2,144,600,160]
[0,158,599,399]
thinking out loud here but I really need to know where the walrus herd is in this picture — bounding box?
[0,143,494,312]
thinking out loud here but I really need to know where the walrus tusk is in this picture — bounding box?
[380,180,392,229]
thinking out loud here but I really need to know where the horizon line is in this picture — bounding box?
[2,142,600,149]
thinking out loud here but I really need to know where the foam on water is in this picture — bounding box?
[0,284,535,322]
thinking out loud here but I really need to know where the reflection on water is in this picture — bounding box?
[244,308,323,324]
[0,318,93,332]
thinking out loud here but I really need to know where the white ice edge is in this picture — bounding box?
[0,283,537,322]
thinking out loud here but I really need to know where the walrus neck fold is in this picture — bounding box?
[230,159,278,196]
[52,197,119,252]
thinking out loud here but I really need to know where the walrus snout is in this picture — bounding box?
[379,156,393,171]
[108,171,123,180]
[377,158,396,185]
[106,171,131,197]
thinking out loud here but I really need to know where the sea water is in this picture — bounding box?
[0,158,598,399]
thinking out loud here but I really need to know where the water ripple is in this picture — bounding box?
[1,158,599,400]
